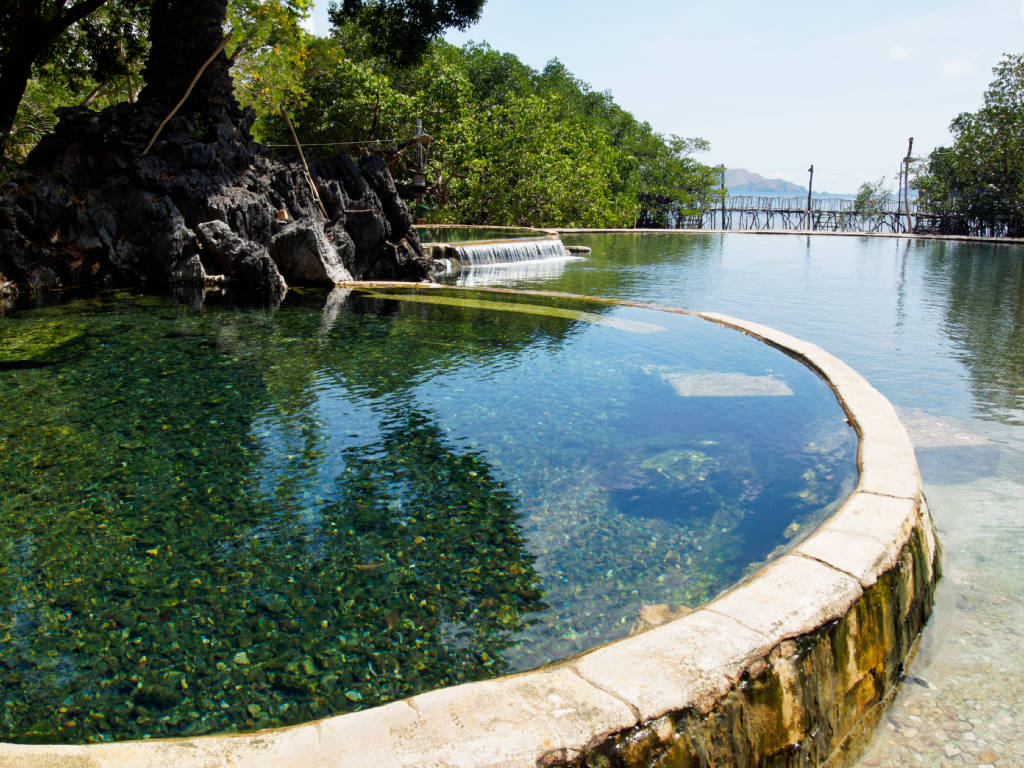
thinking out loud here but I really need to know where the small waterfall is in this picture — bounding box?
[451,237,569,265]
[450,257,579,287]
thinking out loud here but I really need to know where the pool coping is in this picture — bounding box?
[0,285,940,768]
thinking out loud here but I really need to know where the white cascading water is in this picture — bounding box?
[451,237,569,265]
[451,257,578,287]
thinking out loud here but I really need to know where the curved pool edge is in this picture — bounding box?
[0,289,940,768]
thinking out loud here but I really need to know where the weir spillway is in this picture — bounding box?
[448,236,570,265]
[425,235,578,269]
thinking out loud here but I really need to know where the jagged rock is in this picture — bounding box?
[231,243,287,299]
[360,153,414,237]
[170,254,208,286]
[269,219,353,285]
[195,220,241,274]
[0,99,430,303]
[196,219,286,297]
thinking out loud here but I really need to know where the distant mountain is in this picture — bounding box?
[724,169,854,199]
[725,169,806,196]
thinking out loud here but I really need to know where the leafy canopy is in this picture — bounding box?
[269,30,720,228]
[329,0,486,65]
[915,53,1024,236]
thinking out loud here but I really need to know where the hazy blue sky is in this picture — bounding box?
[308,1,1024,193]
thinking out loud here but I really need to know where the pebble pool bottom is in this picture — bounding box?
[0,286,856,743]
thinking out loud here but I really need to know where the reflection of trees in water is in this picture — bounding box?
[544,233,719,298]
[921,241,1024,424]
[0,290,548,743]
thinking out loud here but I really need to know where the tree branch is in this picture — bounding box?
[44,0,109,40]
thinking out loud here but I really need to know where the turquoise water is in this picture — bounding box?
[0,286,855,743]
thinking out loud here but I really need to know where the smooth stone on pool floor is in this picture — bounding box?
[659,372,794,397]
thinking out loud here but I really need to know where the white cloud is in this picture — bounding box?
[889,43,912,61]
[301,14,316,35]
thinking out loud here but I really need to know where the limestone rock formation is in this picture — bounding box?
[0,102,430,303]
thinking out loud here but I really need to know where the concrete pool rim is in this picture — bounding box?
[1,285,940,768]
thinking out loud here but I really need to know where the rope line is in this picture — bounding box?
[264,138,402,148]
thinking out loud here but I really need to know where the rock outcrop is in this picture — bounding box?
[0,101,430,303]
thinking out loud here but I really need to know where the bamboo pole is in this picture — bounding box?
[903,137,914,234]
[280,107,328,219]
[141,32,232,157]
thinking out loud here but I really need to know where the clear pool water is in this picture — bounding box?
[0,285,855,743]
[440,232,1024,766]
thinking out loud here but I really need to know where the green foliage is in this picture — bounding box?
[852,177,892,217]
[436,93,626,227]
[276,32,719,228]
[329,0,486,65]
[35,0,150,95]
[915,53,1024,236]
[4,78,65,164]
[228,0,315,134]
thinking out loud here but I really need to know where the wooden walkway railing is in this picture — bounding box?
[694,196,917,233]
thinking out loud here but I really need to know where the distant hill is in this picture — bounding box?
[724,169,854,199]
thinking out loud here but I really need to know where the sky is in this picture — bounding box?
[307,0,1024,194]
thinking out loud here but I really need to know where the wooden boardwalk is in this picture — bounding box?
[679,196,1013,237]
[695,196,912,233]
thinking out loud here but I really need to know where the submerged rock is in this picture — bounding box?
[629,603,693,634]
[641,449,718,486]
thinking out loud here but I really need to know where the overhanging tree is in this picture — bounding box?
[0,0,149,160]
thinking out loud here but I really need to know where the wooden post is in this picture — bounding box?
[414,119,425,223]
[806,164,814,231]
[895,162,904,232]
[720,165,727,230]
[412,118,430,225]
[903,137,914,234]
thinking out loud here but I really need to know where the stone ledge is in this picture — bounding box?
[572,611,770,722]
[0,286,939,768]
[796,492,919,587]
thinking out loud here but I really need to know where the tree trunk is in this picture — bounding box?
[137,0,238,119]
[0,0,114,160]
[0,47,35,160]
[0,0,46,160]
